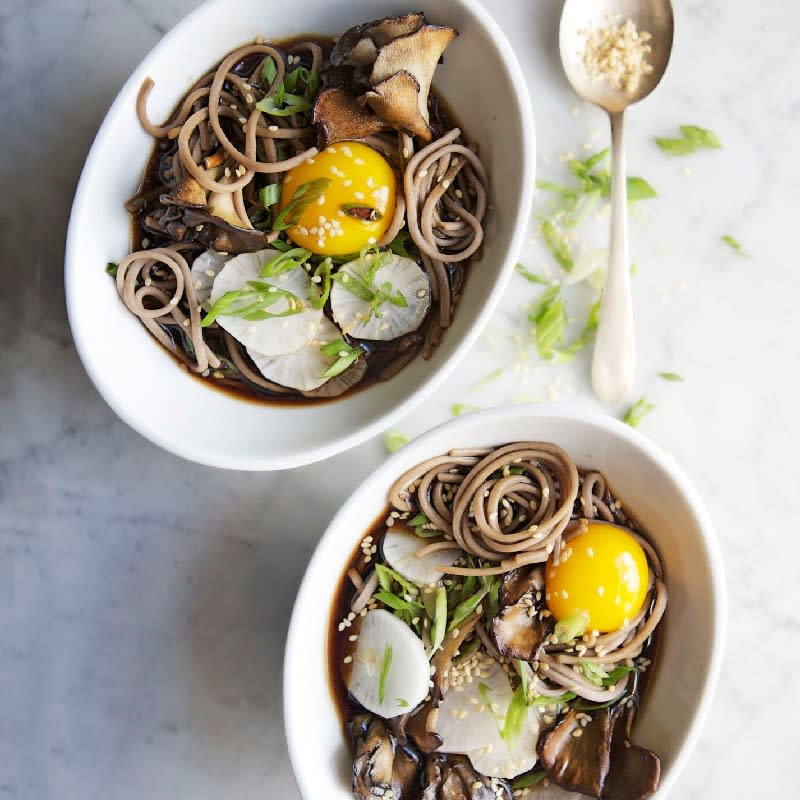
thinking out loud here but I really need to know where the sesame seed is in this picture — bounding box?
[326,146,337,154]
[402,147,410,158]
[224,167,231,177]
[354,158,365,165]
[268,124,279,131]
[418,169,428,178]
[343,655,352,664]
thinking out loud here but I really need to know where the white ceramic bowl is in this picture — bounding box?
[65,0,535,471]
[284,405,726,799]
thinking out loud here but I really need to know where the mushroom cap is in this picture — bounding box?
[331,12,426,67]
[538,709,613,797]
[161,176,206,207]
[369,24,459,134]
[364,71,430,140]
[491,603,546,662]
[312,87,390,149]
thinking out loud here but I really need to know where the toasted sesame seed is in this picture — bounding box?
[268,124,279,131]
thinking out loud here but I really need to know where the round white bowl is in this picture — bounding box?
[284,405,726,799]
[65,0,535,471]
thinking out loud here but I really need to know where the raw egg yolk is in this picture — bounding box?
[279,142,396,256]
[545,521,649,633]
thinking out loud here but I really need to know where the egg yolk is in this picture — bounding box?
[279,141,396,256]
[545,521,649,633]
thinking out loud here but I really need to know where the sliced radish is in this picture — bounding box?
[190,250,231,305]
[347,609,430,719]
[382,526,460,587]
[247,316,348,392]
[330,254,430,340]
[436,655,542,779]
[210,248,322,356]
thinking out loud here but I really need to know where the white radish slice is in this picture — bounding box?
[436,655,541,779]
[247,316,345,392]
[382,526,460,587]
[190,250,231,305]
[347,609,429,719]
[330,254,430,340]
[210,248,322,356]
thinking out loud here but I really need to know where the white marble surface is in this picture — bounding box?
[2,0,799,797]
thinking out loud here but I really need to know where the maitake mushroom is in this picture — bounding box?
[422,754,512,800]
[491,567,548,662]
[130,173,271,254]
[348,713,421,800]
[537,703,661,800]
[320,12,458,143]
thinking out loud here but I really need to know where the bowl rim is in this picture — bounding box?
[63,0,537,471]
[283,403,727,799]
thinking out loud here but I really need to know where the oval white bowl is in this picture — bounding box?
[284,405,726,799]
[64,0,535,470]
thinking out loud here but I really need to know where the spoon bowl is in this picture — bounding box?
[559,0,673,405]
[560,0,674,113]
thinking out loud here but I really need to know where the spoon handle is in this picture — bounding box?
[592,110,635,405]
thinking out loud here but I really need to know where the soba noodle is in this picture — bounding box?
[115,22,490,402]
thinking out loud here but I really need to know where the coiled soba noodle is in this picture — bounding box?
[389,442,579,573]
[385,442,667,703]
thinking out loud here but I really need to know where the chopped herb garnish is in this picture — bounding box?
[408,513,428,527]
[554,610,588,643]
[259,183,281,209]
[626,177,657,202]
[387,229,416,259]
[659,371,684,382]
[384,431,409,453]
[373,589,423,616]
[451,403,481,417]
[541,220,573,271]
[578,660,611,686]
[378,644,393,704]
[601,664,640,686]
[515,262,550,285]
[429,586,448,657]
[201,283,302,327]
[375,565,418,603]
[528,286,567,360]
[396,698,409,708]
[501,683,529,744]
[448,584,491,632]
[655,125,722,156]
[320,338,363,379]
[309,258,333,310]
[528,691,576,706]
[721,235,750,257]
[622,397,655,428]
[105,261,119,277]
[511,771,548,790]
[272,178,331,232]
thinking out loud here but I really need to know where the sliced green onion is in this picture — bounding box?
[259,183,281,208]
[429,586,448,656]
[721,235,750,257]
[378,644,393,703]
[105,261,119,277]
[554,610,588,643]
[501,683,529,744]
[272,178,331,232]
[659,371,684,382]
[448,584,491,632]
[622,397,655,428]
[384,431,409,453]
